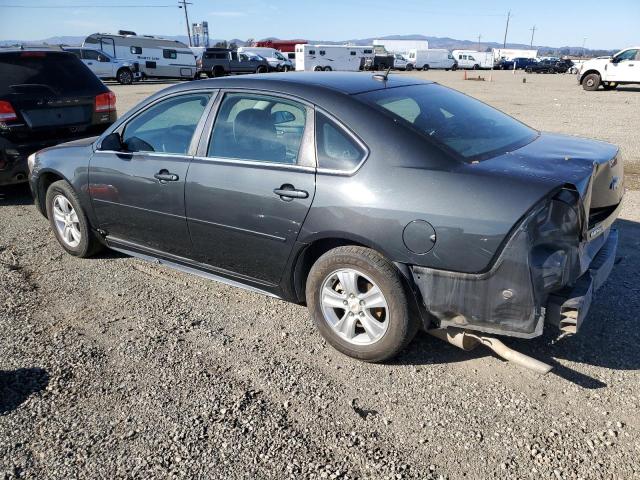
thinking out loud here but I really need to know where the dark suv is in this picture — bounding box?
[0,47,116,186]
[197,48,270,77]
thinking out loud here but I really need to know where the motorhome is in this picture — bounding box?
[373,39,429,54]
[83,31,196,80]
[295,44,375,71]
[237,46,293,71]
[452,50,494,69]
[405,49,456,70]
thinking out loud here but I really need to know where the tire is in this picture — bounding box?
[473,64,480,70]
[422,64,430,71]
[314,66,324,71]
[256,65,268,74]
[45,180,103,258]
[582,73,601,91]
[306,246,419,363]
[212,66,225,78]
[602,82,618,90]
[451,64,458,71]
[525,67,532,73]
[323,66,332,72]
[405,63,414,71]
[116,68,133,85]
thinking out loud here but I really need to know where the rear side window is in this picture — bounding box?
[130,46,142,54]
[309,50,316,55]
[122,93,211,155]
[0,51,104,97]
[315,112,365,172]
[83,49,100,60]
[163,49,177,59]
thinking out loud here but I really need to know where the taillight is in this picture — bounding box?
[0,101,18,122]
[95,91,116,113]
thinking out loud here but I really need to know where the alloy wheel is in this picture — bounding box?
[320,268,389,345]
[52,195,81,248]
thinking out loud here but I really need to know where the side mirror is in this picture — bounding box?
[99,132,123,151]
[272,110,295,124]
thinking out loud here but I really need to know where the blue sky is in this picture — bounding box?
[1,0,638,49]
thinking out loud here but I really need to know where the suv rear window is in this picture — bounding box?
[0,51,105,97]
[358,84,537,162]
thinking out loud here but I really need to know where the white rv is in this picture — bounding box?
[83,31,196,80]
[405,49,456,70]
[295,44,375,71]
[237,47,293,71]
[373,39,429,54]
[452,50,494,69]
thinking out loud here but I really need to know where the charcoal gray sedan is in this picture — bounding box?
[28,72,624,362]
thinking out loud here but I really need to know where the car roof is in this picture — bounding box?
[0,45,68,54]
[181,72,430,96]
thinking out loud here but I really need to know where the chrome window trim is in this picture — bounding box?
[314,107,370,176]
[198,88,317,169]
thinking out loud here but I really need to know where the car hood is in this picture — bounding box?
[476,132,623,233]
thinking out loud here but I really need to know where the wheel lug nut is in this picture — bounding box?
[349,312,354,317]
[359,312,365,317]
[359,300,365,306]
[343,300,348,306]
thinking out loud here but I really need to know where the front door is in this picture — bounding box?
[185,91,316,286]
[607,48,639,82]
[82,49,111,77]
[90,91,213,256]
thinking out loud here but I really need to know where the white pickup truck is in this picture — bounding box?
[578,46,640,91]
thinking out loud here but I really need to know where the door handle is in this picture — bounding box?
[274,184,309,200]
[154,170,179,183]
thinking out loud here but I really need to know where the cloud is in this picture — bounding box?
[208,11,247,17]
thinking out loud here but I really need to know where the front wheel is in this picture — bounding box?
[306,246,419,362]
[405,63,414,71]
[582,73,601,91]
[472,64,480,70]
[45,180,103,258]
[116,68,133,85]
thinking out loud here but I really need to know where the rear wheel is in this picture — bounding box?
[405,63,414,71]
[256,65,268,74]
[582,73,601,91]
[306,246,419,362]
[116,68,133,85]
[45,180,102,258]
[472,64,480,70]
[212,66,225,77]
[323,66,332,72]
[422,64,430,71]
[313,65,324,71]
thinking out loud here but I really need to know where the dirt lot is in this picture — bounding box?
[1,71,640,479]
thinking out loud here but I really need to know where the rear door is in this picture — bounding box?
[90,91,214,256]
[185,91,316,285]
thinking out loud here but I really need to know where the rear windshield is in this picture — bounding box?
[357,84,537,162]
[0,51,105,97]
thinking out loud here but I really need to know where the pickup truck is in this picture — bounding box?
[579,47,640,91]
[197,48,270,77]
[64,48,141,85]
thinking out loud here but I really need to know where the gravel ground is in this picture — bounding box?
[1,71,640,479]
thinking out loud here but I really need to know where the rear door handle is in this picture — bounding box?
[274,184,309,200]
[154,170,179,183]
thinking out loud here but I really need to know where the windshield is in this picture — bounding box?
[357,84,537,162]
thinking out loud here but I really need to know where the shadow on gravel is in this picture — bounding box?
[0,184,33,207]
[395,219,640,390]
[0,368,49,415]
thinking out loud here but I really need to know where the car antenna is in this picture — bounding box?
[373,66,392,83]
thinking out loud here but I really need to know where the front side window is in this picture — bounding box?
[122,93,211,155]
[130,46,142,55]
[208,93,307,164]
[163,49,177,59]
[315,112,365,172]
[615,49,638,62]
[358,84,537,162]
[319,50,326,56]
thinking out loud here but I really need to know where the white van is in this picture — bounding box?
[405,49,456,71]
[295,44,375,71]
[452,50,495,69]
[83,31,196,80]
[237,47,293,71]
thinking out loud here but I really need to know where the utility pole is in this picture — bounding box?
[178,0,193,47]
[503,10,511,48]
[529,25,536,47]
[581,37,587,59]
[477,34,482,51]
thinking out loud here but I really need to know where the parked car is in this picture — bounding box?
[495,58,515,70]
[405,49,457,70]
[525,59,571,74]
[29,73,623,362]
[196,48,270,77]
[237,47,293,71]
[578,47,640,91]
[512,57,537,69]
[364,54,395,71]
[64,47,141,85]
[393,53,408,70]
[1,47,116,187]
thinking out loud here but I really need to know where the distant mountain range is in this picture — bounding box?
[0,33,617,57]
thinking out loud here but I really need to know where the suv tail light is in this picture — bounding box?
[0,101,18,122]
[95,91,116,113]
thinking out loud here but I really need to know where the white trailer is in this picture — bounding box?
[83,31,196,80]
[492,48,538,61]
[405,49,456,70]
[295,44,375,71]
[452,50,494,69]
[373,39,429,54]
